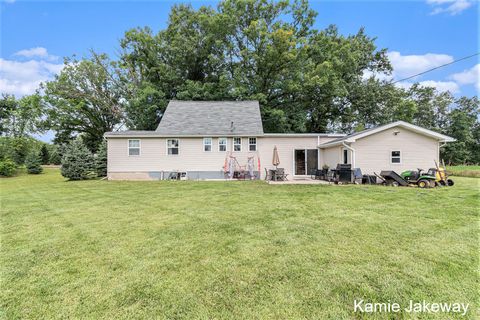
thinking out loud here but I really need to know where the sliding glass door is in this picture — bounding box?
[294,149,318,175]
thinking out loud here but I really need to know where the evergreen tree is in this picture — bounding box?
[49,148,61,165]
[25,151,43,174]
[61,139,96,180]
[40,144,50,164]
[95,140,108,177]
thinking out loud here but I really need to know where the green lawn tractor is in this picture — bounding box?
[400,169,437,188]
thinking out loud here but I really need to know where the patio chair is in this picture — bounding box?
[264,168,272,181]
[275,168,288,181]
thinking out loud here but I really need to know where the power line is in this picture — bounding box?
[392,52,479,84]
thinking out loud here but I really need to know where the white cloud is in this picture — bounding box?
[395,80,460,94]
[0,58,64,97]
[14,47,59,61]
[450,64,480,90]
[387,51,454,79]
[426,0,474,15]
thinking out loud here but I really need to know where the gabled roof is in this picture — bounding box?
[155,100,264,136]
[318,121,456,148]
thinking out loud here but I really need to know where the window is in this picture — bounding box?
[203,138,212,152]
[391,150,401,164]
[128,139,140,156]
[218,137,227,152]
[233,137,242,152]
[343,149,348,164]
[167,139,179,155]
[248,137,257,151]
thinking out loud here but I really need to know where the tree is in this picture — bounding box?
[442,96,479,164]
[61,139,96,180]
[0,94,45,138]
[43,54,124,151]
[40,144,50,165]
[48,145,62,165]
[25,151,43,174]
[118,1,390,134]
[95,140,108,177]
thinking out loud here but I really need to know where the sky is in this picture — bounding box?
[0,0,479,141]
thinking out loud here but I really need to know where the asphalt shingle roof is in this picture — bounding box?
[155,100,264,135]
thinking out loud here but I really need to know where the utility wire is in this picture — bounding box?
[392,52,479,84]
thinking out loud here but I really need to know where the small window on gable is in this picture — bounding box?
[391,150,401,164]
[128,139,140,156]
[167,139,179,155]
[233,137,242,152]
[249,137,257,151]
[218,138,227,152]
[203,138,212,152]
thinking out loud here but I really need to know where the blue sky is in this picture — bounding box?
[0,0,478,141]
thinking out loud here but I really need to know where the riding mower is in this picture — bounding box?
[400,169,437,188]
[377,169,436,188]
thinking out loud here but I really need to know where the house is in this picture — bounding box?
[104,100,455,180]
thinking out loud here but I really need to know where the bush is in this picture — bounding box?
[61,139,96,180]
[40,144,50,165]
[0,158,17,177]
[25,151,43,174]
[95,140,107,177]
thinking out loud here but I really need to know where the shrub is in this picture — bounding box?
[0,158,17,177]
[40,144,50,165]
[25,151,43,174]
[61,139,96,180]
[95,140,107,177]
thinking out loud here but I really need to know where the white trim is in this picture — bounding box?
[390,149,402,165]
[233,137,242,152]
[128,139,141,156]
[218,137,227,152]
[106,133,346,139]
[166,138,179,155]
[203,137,212,152]
[263,133,345,138]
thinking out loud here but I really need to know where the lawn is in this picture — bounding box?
[1,169,478,319]
[447,165,480,178]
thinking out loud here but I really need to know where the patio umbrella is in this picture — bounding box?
[272,146,280,168]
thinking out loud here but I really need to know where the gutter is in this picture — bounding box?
[342,142,356,168]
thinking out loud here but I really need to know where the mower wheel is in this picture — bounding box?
[447,179,454,186]
[439,180,446,186]
[391,181,399,187]
[417,179,429,188]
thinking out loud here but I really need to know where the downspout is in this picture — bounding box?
[342,141,356,168]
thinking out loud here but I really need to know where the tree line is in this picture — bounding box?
[0,0,478,165]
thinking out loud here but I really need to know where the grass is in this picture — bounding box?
[1,168,479,319]
[447,165,480,178]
